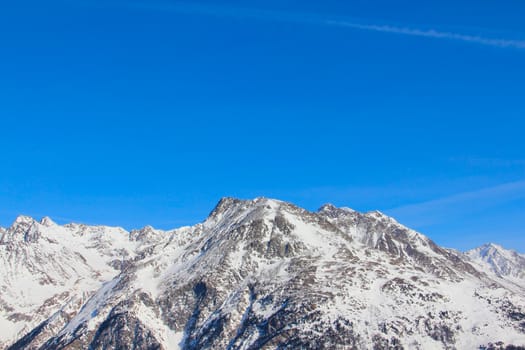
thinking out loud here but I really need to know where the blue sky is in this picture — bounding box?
[1,0,524,251]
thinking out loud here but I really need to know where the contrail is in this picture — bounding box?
[119,1,525,50]
[327,21,525,49]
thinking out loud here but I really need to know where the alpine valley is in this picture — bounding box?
[1,197,525,350]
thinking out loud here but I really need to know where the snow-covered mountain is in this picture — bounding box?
[3,198,525,349]
[466,243,525,285]
[0,215,140,348]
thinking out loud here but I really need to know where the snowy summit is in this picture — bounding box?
[1,197,525,350]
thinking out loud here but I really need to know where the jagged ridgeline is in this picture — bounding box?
[1,197,525,349]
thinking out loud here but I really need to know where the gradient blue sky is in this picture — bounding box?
[1,0,524,251]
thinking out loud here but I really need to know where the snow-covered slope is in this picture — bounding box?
[0,216,138,348]
[466,243,525,286]
[4,198,525,349]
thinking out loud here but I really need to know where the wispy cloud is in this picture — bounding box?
[326,21,525,49]
[108,1,525,49]
[385,180,525,227]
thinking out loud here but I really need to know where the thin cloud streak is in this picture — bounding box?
[385,180,525,227]
[119,1,525,49]
[327,21,525,49]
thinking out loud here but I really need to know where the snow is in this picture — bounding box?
[63,277,121,333]
[0,217,142,346]
[4,199,525,349]
[283,211,338,257]
[466,243,525,291]
[13,214,35,225]
[133,302,183,350]
[0,316,24,346]
[40,216,57,227]
[134,261,162,299]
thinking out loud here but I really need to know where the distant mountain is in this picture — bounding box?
[466,243,525,283]
[2,198,525,349]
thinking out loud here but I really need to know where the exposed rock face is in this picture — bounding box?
[3,197,525,349]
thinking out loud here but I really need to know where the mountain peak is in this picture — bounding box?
[472,243,518,256]
[207,196,286,221]
[4,199,525,349]
[318,203,337,212]
[466,243,525,279]
[365,209,389,218]
[4,215,41,243]
[207,197,245,219]
[130,225,163,242]
[13,214,36,226]
[40,216,57,227]
[318,203,356,213]
[480,242,501,249]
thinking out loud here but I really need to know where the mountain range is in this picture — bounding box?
[1,197,524,349]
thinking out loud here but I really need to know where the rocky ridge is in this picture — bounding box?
[2,197,525,349]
